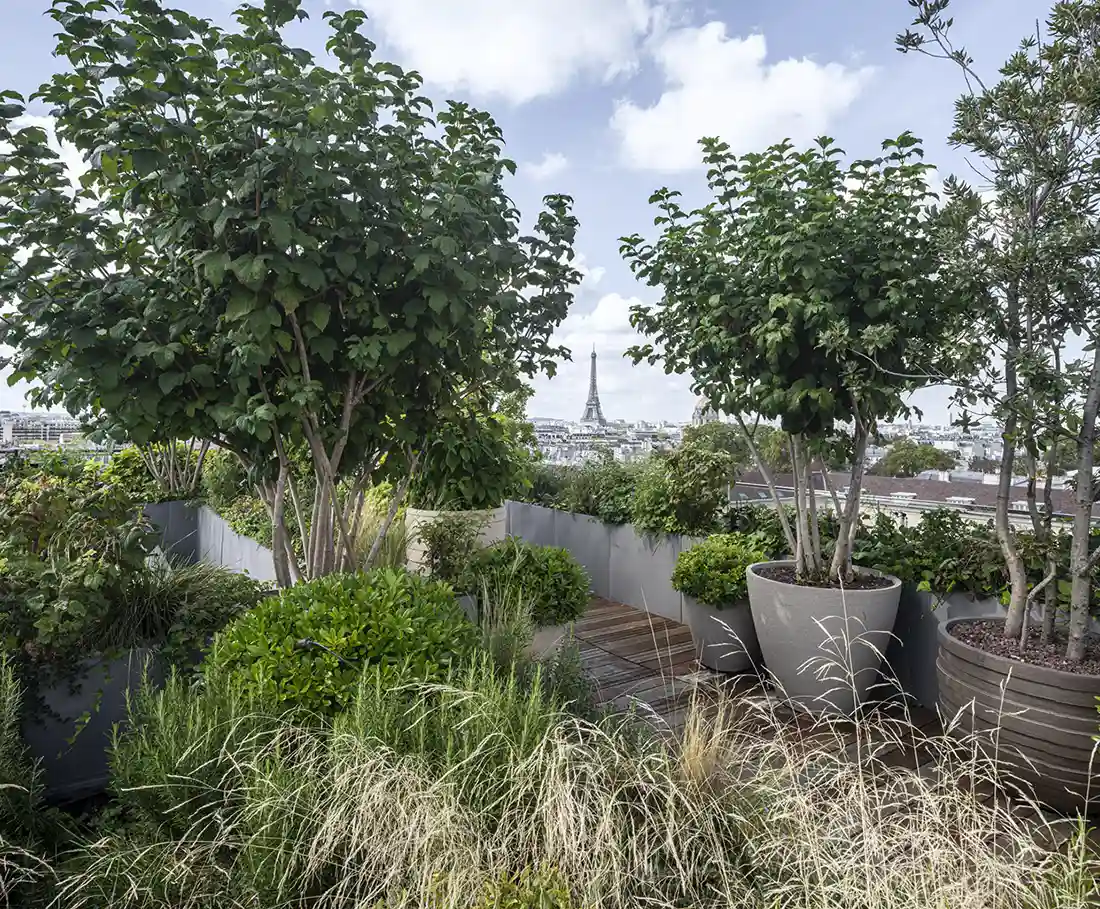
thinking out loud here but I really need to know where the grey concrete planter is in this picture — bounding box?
[937,620,1100,815]
[883,587,1004,710]
[682,595,760,674]
[21,648,162,803]
[746,561,902,716]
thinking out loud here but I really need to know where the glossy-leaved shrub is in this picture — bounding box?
[208,569,478,716]
[671,533,767,608]
[468,538,590,627]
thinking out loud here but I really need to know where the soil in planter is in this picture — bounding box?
[754,564,894,591]
[950,619,1100,675]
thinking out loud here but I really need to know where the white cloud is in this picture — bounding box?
[529,290,694,422]
[525,152,569,181]
[351,0,661,104]
[611,24,874,172]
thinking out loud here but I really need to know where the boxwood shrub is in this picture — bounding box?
[468,538,590,628]
[671,533,767,608]
[207,568,478,716]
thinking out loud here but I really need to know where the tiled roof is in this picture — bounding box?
[735,471,1090,517]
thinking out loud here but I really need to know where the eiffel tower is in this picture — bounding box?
[580,345,606,425]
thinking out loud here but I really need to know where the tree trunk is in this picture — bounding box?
[734,413,796,556]
[999,413,1029,640]
[830,423,868,583]
[1067,345,1100,661]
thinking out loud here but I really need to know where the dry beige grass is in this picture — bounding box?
[60,663,1100,909]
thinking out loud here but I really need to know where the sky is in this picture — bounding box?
[0,0,1059,425]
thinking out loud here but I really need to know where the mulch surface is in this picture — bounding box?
[950,619,1100,675]
[754,564,894,590]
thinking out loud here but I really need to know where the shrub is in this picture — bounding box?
[416,511,487,587]
[408,413,528,511]
[671,534,768,608]
[556,452,637,525]
[208,569,478,716]
[522,462,574,508]
[632,443,734,537]
[101,445,167,505]
[468,538,590,627]
[199,448,248,512]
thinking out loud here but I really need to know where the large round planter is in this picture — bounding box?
[746,560,902,715]
[682,595,761,673]
[405,506,506,573]
[937,620,1100,815]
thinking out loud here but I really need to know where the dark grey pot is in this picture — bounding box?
[937,619,1100,815]
[21,648,163,803]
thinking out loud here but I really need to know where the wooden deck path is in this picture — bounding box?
[572,596,941,732]
[570,597,1093,850]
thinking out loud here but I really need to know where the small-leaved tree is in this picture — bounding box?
[624,133,971,582]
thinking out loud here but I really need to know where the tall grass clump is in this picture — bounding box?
[61,661,1099,909]
[0,657,55,904]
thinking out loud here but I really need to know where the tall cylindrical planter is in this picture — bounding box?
[937,619,1100,815]
[746,560,901,715]
[682,595,761,673]
[405,506,507,573]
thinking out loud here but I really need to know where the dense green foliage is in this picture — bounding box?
[208,569,478,716]
[0,454,156,660]
[409,412,531,511]
[0,0,578,585]
[553,453,639,525]
[625,132,970,580]
[869,440,958,477]
[672,534,768,608]
[631,443,734,537]
[416,512,487,588]
[469,538,590,628]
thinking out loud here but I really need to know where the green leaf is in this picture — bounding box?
[158,372,185,394]
[309,303,331,333]
[335,251,356,277]
[267,214,294,248]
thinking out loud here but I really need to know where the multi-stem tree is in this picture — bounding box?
[0,0,579,586]
[900,0,1100,659]
[624,133,972,582]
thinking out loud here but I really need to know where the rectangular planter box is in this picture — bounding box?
[21,648,163,803]
[506,501,557,550]
[552,510,611,599]
[609,524,683,623]
[143,500,199,564]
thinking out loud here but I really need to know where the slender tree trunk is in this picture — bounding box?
[733,412,796,556]
[999,424,1029,640]
[1067,345,1100,661]
[830,423,869,582]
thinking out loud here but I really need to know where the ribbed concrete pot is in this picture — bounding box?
[405,506,506,573]
[937,620,1100,815]
[746,560,901,716]
[682,595,761,673]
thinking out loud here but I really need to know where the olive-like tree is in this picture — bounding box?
[0,0,578,586]
[624,134,972,583]
[900,0,1100,659]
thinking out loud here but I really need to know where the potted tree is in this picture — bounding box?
[624,132,968,714]
[901,0,1100,813]
[672,534,767,673]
